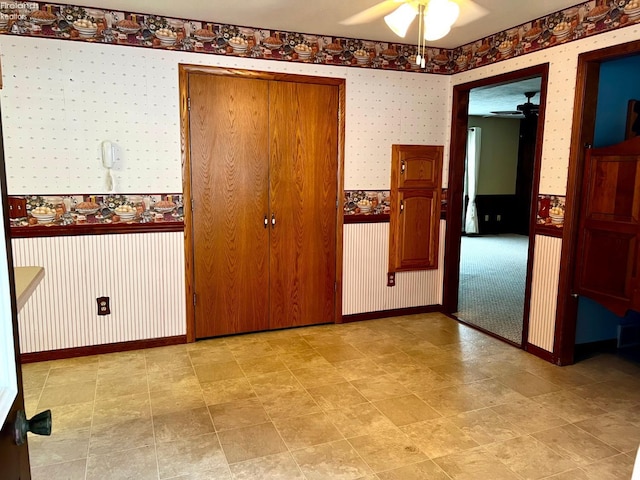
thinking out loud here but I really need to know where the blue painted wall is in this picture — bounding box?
[593,55,640,147]
[577,55,640,344]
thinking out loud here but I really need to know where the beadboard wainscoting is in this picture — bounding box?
[527,234,563,353]
[12,232,186,354]
[343,220,445,315]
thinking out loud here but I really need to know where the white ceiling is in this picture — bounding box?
[71,0,583,48]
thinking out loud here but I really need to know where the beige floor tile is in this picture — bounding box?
[497,371,562,397]
[307,382,368,410]
[332,358,388,381]
[449,408,522,445]
[351,375,411,402]
[163,467,232,479]
[153,407,215,443]
[571,380,640,412]
[290,364,347,388]
[86,445,158,480]
[266,337,312,354]
[531,390,607,423]
[95,372,148,398]
[92,392,151,426]
[491,398,568,434]
[576,411,640,453]
[148,366,199,393]
[274,412,343,450]
[38,381,96,410]
[23,369,49,391]
[24,388,42,417]
[377,459,450,480]
[374,352,421,372]
[260,389,322,420]
[89,417,155,456]
[524,362,595,388]
[44,365,99,387]
[484,436,578,480]
[30,458,87,480]
[420,384,489,417]
[155,432,228,479]
[237,354,287,377]
[149,387,206,416]
[229,452,304,480]
[97,356,147,379]
[188,346,235,365]
[278,350,333,369]
[351,340,401,358]
[145,350,193,373]
[401,418,479,459]
[228,340,275,360]
[315,344,365,363]
[581,453,635,479]
[218,421,288,464]
[374,394,441,426]
[325,403,396,437]
[29,427,91,467]
[47,401,94,432]
[532,424,620,467]
[201,378,257,406]
[47,356,100,370]
[348,428,427,472]
[428,361,491,384]
[543,469,590,479]
[194,361,244,383]
[434,447,521,479]
[22,361,53,374]
[209,397,269,431]
[248,370,303,397]
[293,439,373,480]
[468,378,527,407]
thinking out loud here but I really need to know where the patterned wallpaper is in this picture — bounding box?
[451,24,640,196]
[2,5,640,195]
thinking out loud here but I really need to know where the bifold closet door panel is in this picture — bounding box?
[189,73,271,338]
[268,81,339,328]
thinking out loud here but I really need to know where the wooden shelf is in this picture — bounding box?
[10,221,184,239]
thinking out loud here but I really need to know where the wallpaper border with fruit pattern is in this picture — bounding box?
[1,1,638,76]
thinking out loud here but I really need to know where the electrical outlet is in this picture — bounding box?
[387,272,396,287]
[97,297,110,316]
[496,214,501,221]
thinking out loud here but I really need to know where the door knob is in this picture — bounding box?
[271,213,276,227]
[264,215,268,229]
[14,409,52,446]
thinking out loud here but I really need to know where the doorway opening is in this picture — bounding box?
[556,39,640,365]
[444,64,549,349]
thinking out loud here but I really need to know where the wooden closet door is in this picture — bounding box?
[268,81,338,328]
[189,73,270,338]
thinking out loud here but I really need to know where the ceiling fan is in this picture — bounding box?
[340,0,488,33]
[490,91,540,118]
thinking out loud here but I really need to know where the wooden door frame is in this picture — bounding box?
[443,64,549,351]
[554,39,640,365]
[178,64,346,342]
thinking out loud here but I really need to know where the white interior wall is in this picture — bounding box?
[0,35,450,194]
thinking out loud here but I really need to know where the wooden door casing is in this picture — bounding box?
[189,73,271,338]
[574,137,640,317]
[269,81,338,329]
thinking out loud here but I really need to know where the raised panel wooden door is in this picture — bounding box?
[268,81,338,328]
[393,145,443,189]
[574,138,640,316]
[189,73,270,338]
[392,189,440,271]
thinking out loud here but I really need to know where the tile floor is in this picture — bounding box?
[22,313,640,479]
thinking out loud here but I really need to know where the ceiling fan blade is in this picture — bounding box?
[340,0,403,25]
[453,0,489,26]
[490,111,522,115]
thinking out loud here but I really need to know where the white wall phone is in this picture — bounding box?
[101,140,115,192]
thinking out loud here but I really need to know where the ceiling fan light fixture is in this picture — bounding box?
[384,3,418,38]
[426,0,460,27]
[423,17,451,41]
